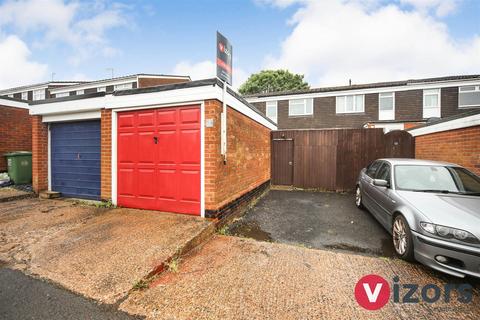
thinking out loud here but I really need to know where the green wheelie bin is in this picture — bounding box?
[4,151,32,184]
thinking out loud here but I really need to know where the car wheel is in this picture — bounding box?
[355,185,364,209]
[392,215,414,261]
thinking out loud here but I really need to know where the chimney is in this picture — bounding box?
[349,79,352,86]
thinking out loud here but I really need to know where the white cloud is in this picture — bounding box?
[400,0,460,17]
[0,35,48,89]
[173,60,249,90]
[263,0,480,86]
[0,0,129,65]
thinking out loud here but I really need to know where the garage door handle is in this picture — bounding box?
[153,137,158,144]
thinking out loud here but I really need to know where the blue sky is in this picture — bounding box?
[0,0,479,90]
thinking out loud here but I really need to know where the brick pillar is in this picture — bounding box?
[31,116,48,193]
[100,109,112,200]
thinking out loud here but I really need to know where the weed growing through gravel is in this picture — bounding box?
[95,200,115,208]
[132,279,149,290]
[167,258,180,273]
[217,225,230,235]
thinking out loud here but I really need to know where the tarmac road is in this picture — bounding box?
[0,265,141,320]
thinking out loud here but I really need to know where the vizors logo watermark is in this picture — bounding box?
[354,274,473,310]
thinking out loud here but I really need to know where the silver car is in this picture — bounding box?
[355,158,480,278]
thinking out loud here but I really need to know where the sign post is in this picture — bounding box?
[216,31,232,163]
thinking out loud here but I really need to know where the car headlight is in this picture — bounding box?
[420,222,480,244]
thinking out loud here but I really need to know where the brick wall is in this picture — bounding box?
[0,105,32,171]
[31,116,48,193]
[137,77,190,88]
[100,109,112,200]
[415,125,480,176]
[204,99,271,211]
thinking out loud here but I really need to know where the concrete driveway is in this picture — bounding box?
[229,189,394,257]
[121,236,480,320]
[0,197,213,304]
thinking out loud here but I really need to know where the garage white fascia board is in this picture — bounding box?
[245,79,480,103]
[0,98,29,109]
[409,113,480,137]
[42,111,101,123]
[30,83,277,130]
[29,96,106,116]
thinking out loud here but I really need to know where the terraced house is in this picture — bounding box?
[245,75,480,132]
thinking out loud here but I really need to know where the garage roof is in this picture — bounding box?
[29,78,277,130]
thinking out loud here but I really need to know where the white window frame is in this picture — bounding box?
[114,83,133,91]
[265,101,278,123]
[55,92,69,98]
[97,86,107,93]
[288,98,313,116]
[76,89,84,95]
[33,89,45,101]
[423,89,441,118]
[458,85,480,108]
[336,94,365,114]
[21,92,28,100]
[378,92,395,120]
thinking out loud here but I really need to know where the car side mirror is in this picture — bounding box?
[373,179,389,188]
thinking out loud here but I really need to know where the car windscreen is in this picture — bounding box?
[394,165,480,194]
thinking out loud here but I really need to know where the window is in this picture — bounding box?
[266,101,278,123]
[55,92,69,98]
[7,94,13,98]
[366,160,382,178]
[336,94,364,113]
[21,92,28,100]
[33,89,45,101]
[97,86,107,93]
[459,85,480,108]
[423,89,441,118]
[114,83,133,91]
[375,163,391,186]
[378,92,395,120]
[288,98,313,116]
[76,89,84,95]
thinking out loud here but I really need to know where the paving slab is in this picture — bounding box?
[121,236,480,320]
[0,198,213,304]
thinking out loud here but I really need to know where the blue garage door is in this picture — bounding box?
[51,120,101,200]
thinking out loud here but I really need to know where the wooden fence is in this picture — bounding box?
[271,128,414,191]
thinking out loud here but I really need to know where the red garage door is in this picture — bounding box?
[117,106,201,215]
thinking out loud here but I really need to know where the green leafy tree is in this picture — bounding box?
[238,70,310,95]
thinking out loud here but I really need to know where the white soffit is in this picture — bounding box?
[409,114,480,136]
[0,98,29,109]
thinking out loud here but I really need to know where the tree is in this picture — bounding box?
[238,70,310,95]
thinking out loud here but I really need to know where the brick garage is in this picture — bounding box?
[29,79,275,217]
[410,110,480,176]
[0,99,31,172]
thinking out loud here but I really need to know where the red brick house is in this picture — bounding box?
[0,97,31,171]
[29,79,276,218]
[409,110,480,176]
